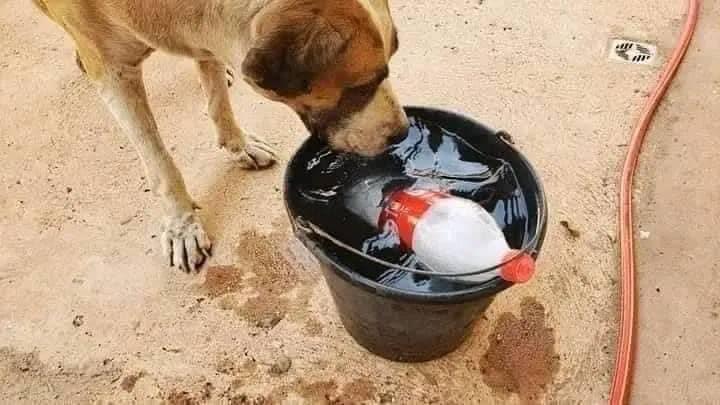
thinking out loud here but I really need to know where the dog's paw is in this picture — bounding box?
[160,212,212,272]
[222,134,278,170]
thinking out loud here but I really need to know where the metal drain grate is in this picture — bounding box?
[608,39,658,66]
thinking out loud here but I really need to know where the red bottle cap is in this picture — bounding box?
[499,250,536,283]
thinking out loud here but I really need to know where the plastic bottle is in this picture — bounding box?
[345,176,535,284]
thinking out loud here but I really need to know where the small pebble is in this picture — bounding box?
[257,314,283,329]
[379,391,395,403]
[269,356,292,375]
[72,315,84,327]
[560,220,581,238]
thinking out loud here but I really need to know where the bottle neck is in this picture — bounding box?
[344,176,389,225]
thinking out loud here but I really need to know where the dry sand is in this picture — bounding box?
[1,0,718,403]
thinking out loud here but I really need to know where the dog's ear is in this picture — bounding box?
[242,8,348,97]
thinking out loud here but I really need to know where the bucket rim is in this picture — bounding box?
[284,105,548,303]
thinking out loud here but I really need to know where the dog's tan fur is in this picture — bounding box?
[32,0,406,271]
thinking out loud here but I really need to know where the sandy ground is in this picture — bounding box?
[1,0,717,403]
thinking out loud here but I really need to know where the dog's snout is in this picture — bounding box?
[397,111,410,134]
[388,118,410,142]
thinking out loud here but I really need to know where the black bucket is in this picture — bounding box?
[284,106,548,362]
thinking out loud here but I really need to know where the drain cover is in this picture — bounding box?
[608,39,658,65]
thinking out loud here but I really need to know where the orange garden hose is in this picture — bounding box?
[610,0,700,403]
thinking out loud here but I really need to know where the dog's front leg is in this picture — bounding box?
[96,64,211,272]
[196,59,277,169]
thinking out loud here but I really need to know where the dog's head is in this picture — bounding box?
[241,0,408,156]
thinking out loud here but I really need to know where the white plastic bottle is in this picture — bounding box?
[345,177,535,284]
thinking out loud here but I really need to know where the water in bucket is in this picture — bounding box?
[295,115,531,293]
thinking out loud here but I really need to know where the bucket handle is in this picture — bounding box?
[293,216,541,278]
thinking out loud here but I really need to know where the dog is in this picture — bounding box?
[32,0,408,271]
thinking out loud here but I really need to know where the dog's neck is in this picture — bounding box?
[171,0,272,69]
[212,0,276,67]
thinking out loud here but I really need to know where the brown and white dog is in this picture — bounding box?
[32,0,408,271]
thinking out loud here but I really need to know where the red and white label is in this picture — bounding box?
[378,189,449,249]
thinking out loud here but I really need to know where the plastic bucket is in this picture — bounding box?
[284,106,548,362]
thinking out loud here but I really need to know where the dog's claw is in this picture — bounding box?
[223,134,278,170]
[226,67,235,88]
[199,238,213,259]
[161,212,212,272]
[185,235,205,270]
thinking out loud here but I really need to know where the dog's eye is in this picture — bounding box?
[348,81,376,94]
[348,67,389,93]
[341,83,378,108]
[340,67,389,108]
